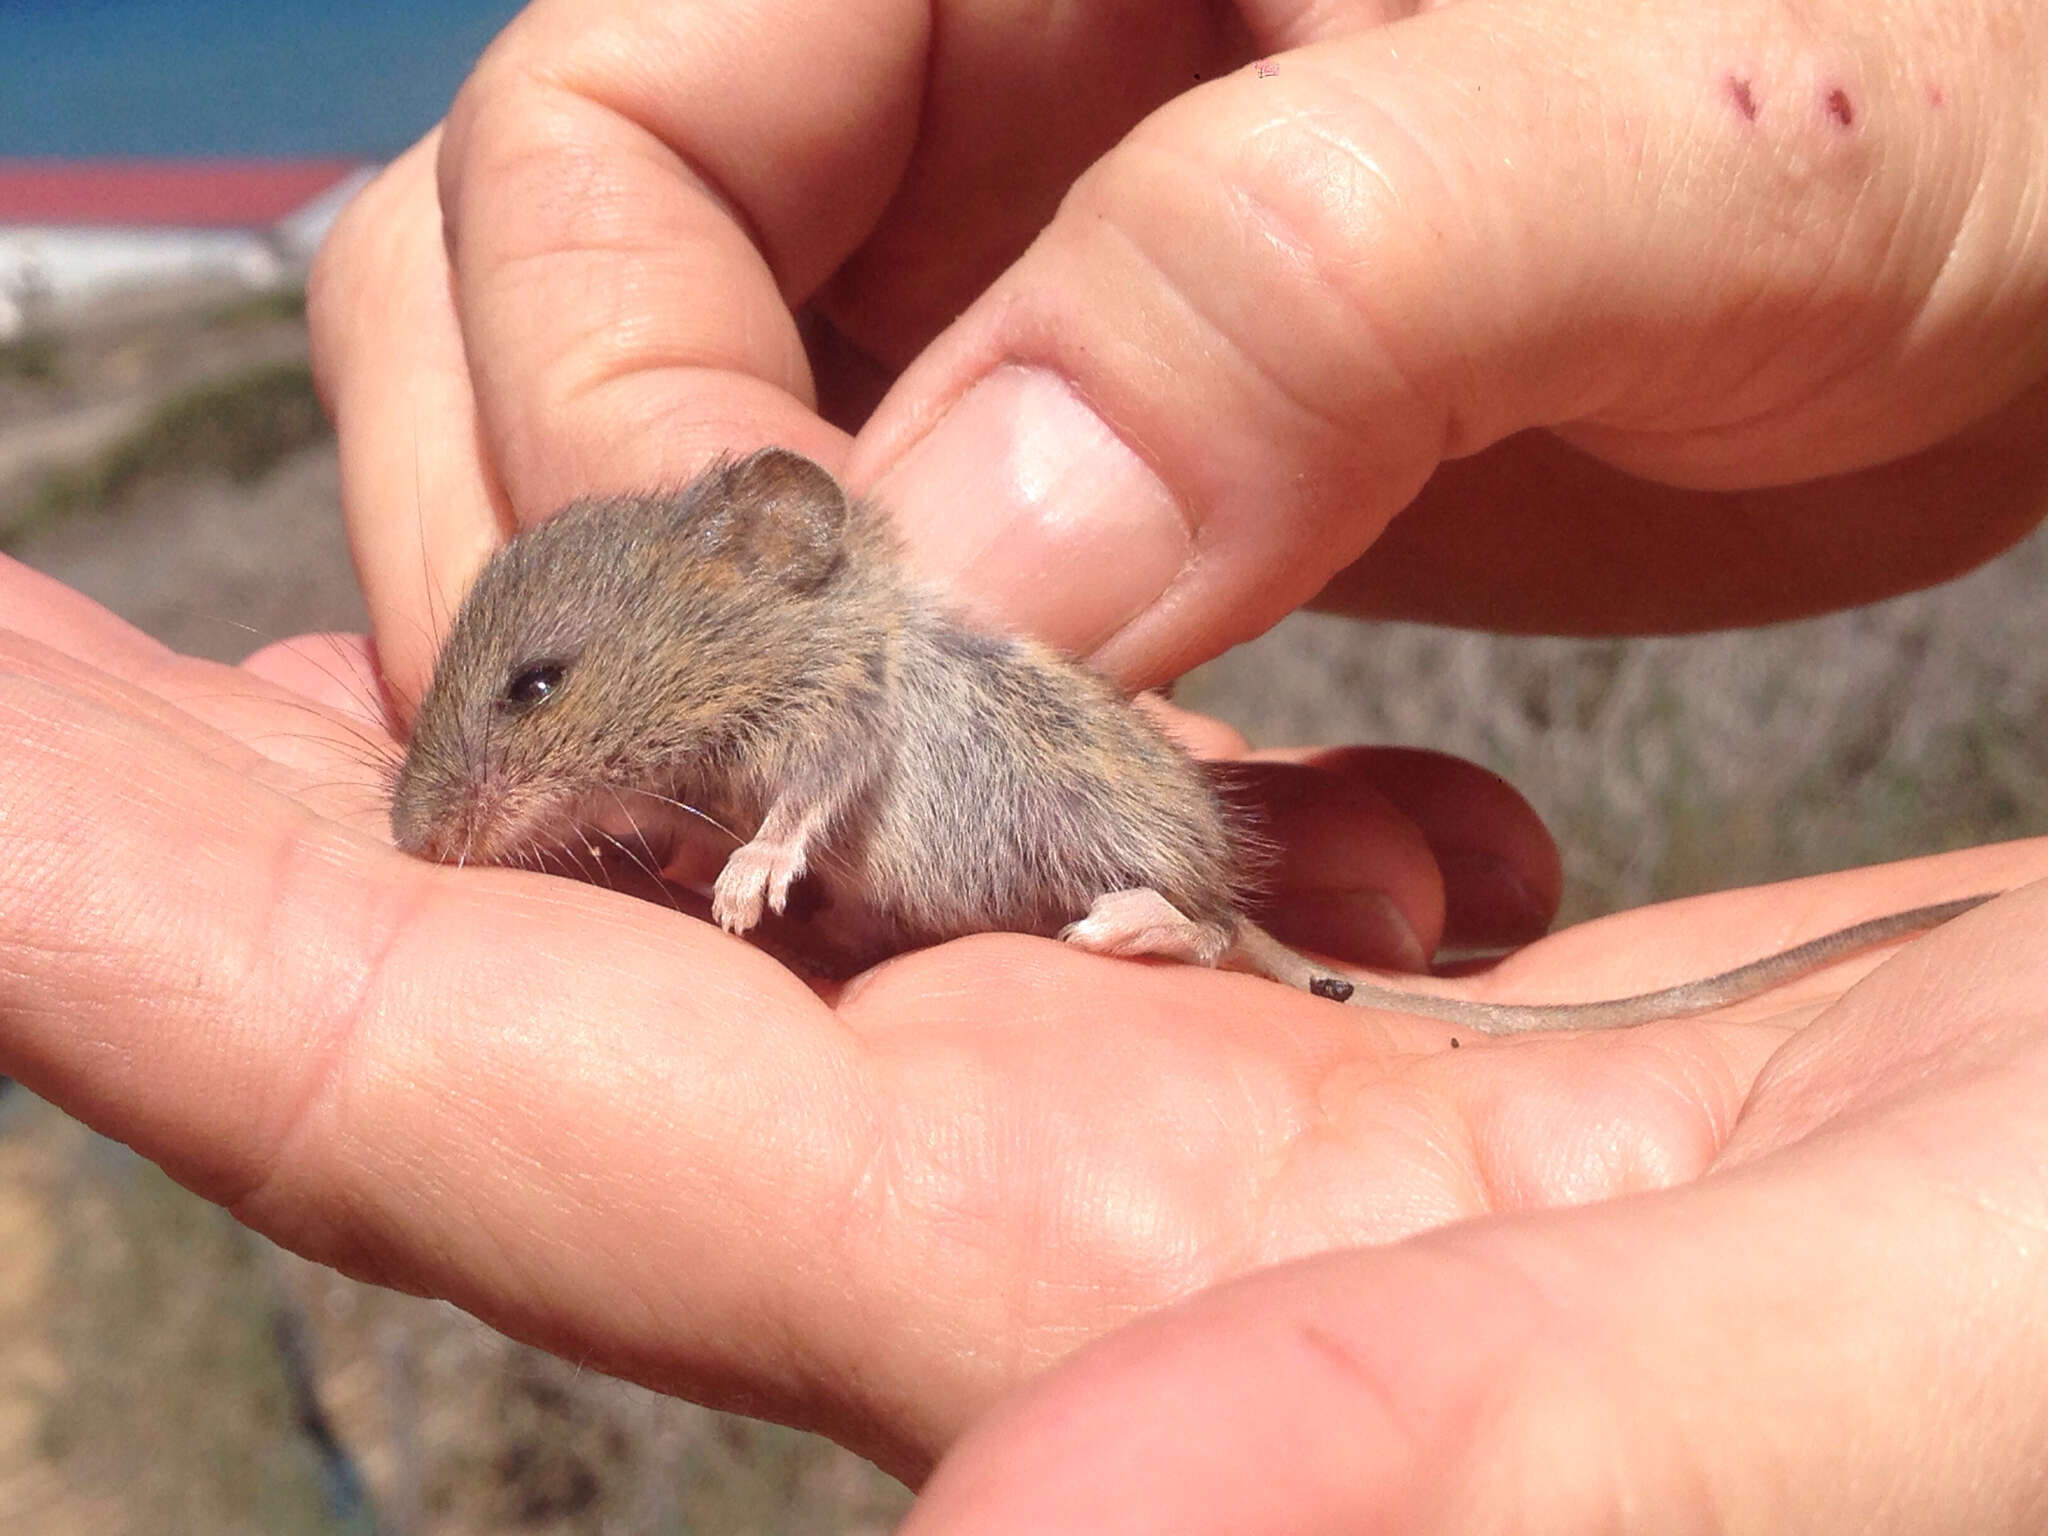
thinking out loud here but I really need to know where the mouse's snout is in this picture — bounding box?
[389,771,467,863]
[389,754,516,866]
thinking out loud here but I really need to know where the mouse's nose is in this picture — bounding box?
[390,770,508,866]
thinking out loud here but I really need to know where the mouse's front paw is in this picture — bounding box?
[712,839,805,933]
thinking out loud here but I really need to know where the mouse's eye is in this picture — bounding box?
[500,660,569,713]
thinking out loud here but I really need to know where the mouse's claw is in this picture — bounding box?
[712,837,806,933]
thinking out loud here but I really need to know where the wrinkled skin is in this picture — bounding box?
[8,0,2048,1527]
[5,559,2047,1530]
[313,0,2048,701]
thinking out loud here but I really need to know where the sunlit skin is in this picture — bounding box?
[313,0,2048,700]
[7,0,2048,1526]
[7,557,2047,1526]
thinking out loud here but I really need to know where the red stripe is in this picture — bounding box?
[0,159,367,229]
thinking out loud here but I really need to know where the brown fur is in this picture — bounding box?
[392,449,1991,1029]
[391,449,1250,972]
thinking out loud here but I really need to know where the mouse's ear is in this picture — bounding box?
[713,447,851,592]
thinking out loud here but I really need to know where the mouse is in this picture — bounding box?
[388,446,1996,1036]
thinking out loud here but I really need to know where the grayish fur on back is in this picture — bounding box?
[822,610,1246,951]
[391,448,1250,971]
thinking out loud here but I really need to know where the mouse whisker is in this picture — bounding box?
[590,827,686,913]
[590,825,657,882]
[616,785,739,844]
[259,631,396,733]
[540,830,608,890]
[598,788,681,880]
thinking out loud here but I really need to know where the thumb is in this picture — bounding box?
[853,0,2046,682]
[903,1148,2048,1534]
[901,890,2048,1532]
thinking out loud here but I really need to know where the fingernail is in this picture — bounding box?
[874,366,1189,655]
[1265,889,1430,975]
[1436,850,1550,947]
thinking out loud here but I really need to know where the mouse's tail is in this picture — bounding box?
[1230,895,1998,1036]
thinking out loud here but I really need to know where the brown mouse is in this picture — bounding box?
[390,448,1993,1035]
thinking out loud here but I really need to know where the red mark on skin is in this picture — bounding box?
[1826,87,1855,126]
[1927,82,1945,107]
[1255,58,1278,79]
[1727,76,1758,121]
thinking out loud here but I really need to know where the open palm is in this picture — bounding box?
[7,554,2038,1493]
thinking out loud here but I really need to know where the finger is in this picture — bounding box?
[325,0,1264,699]
[1121,700,1560,962]
[1318,386,2048,634]
[308,134,512,708]
[241,633,385,725]
[1228,757,1443,971]
[0,555,328,774]
[237,633,404,818]
[431,0,922,509]
[1247,747,1560,955]
[321,0,925,703]
[857,0,2048,681]
[0,557,395,825]
[0,553,376,746]
[904,889,2048,1532]
[0,551,171,674]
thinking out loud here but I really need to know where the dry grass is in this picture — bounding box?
[6,360,327,543]
[0,334,60,384]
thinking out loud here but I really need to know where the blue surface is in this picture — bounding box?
[1,0,525,158]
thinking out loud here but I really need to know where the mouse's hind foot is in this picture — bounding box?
[1060,888,1234,967]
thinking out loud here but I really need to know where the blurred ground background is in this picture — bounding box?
[2,282,2044,1533]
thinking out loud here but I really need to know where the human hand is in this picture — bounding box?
[312,0,2048,700]
[4,557,2039,1488]
[902,878,2048,1533]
